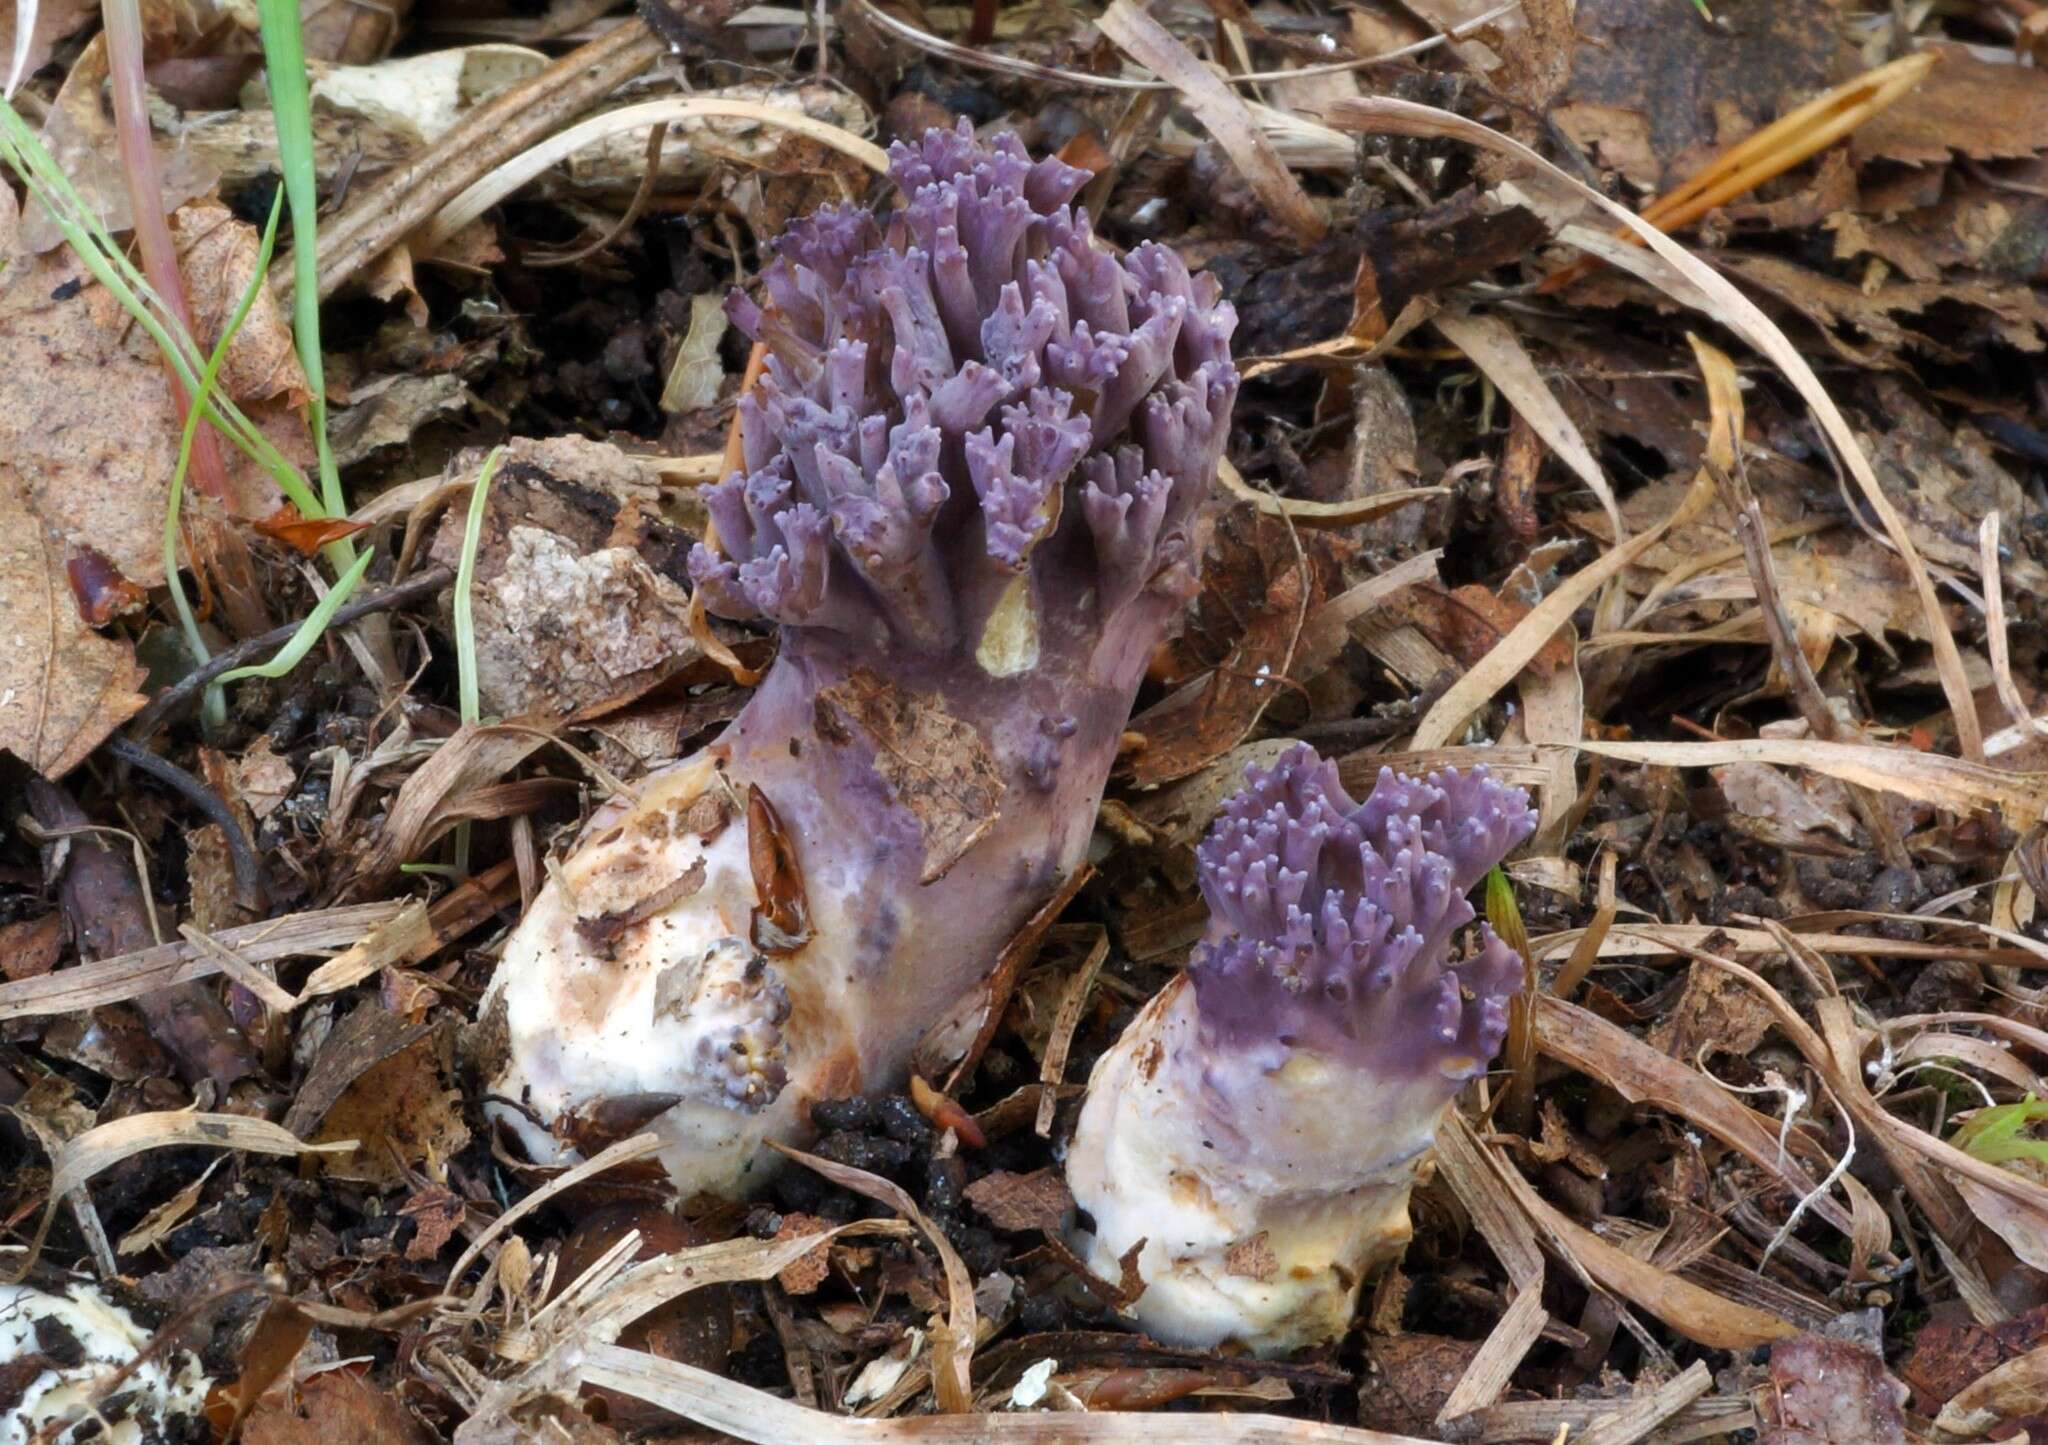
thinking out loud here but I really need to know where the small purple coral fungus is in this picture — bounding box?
[485,125,1238,1196]
[1066,744,1535,1352]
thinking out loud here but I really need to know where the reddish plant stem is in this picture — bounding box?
[101,0,234,502]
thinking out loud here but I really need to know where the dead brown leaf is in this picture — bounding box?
[0,199,306,586]
[171,202,311,410]
[1553,0,1843,189]
[1902,1306,2048,1416]
[253,505,372,557]
[813,668,1003,884]
[0,466,148,778]
[284,1000,432,1139]
[400,1185,466,1261]
[773,1212,835,1294]
[308,1033,469,1189]
[1396,583,1574,679]
[1936,1345,2048,1441]
[1853,43,2048,165]
[0,913,64,982]
[232,739,298,822]
[1223,1231,1279,1283]
[962,1168,1075,1234]
[243,1365,433,1445]
[1124,507,1328,787]
[1762,1332,1909,1444]
[1648,959,1778,1063]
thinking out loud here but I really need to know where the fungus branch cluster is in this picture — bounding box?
[485,126,1238,1197]
[1067,745,1535,1352]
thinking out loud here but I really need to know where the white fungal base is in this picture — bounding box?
[485,755,867,1198]
[0,1281,210,1444]
[1066,978,1451,1354]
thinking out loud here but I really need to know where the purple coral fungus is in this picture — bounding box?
[484,124,1238,1196]
[1066,744,1535,1352]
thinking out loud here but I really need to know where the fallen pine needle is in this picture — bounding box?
[1541,51,1938,291]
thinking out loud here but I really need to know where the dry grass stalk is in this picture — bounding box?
[1328,94,1985,761]
[1096,0,1328,245]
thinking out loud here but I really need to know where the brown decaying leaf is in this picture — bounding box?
[1935,1345,2048,1441]
[0,468,148,778]
[812,668,1004,885]
[773,1212,835,1294]
[0,912,64,982]
[0,198,307,588]
[253,504,372,557]
[747,783,813,953]
[207,1299,316,1438]
[308,1033,470,1188]
[1552,0,1844,190]
[1124,508,1326,787]
[241,1365,433,1445]
[1853,42,2048,165]
[1763,1333,1910,1444]
[963,1169,1075,1235]
[1902,1306,2048,1415]
[1546,51,1938,293]
[284,1000,431,1138]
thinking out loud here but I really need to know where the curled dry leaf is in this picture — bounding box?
[747,784,812,952]
[0,468,147,778]
[1763,1332,1910,1445]
[254,505,372,557]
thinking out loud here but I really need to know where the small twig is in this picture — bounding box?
[1724,484,1911,869]
[127,565,453,740]
[104,737,267,911]
[526,121,669,269]
[280,19,664,302]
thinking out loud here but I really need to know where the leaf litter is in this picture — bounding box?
[1,0,2048,1440]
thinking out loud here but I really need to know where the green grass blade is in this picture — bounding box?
[450,445,506,877]
[215,546,377,685]
[453,447,506,729]
[255,0,347,540]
